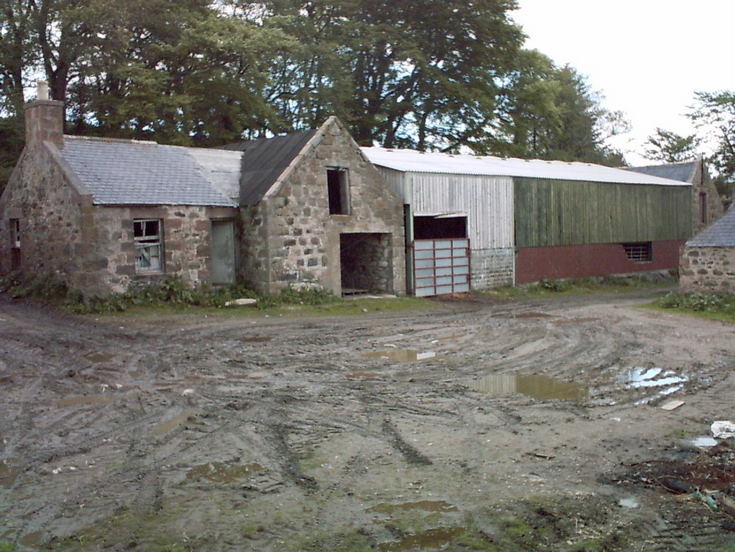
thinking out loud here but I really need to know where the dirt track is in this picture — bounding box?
[1,290,734,551]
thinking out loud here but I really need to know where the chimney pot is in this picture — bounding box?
[37,80,49,100]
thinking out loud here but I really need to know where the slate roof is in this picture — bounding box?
[686,207,735,247]
[362,148,689,186]
[223,130,317,205]
[62,136,240,206]
[624,161,697,183]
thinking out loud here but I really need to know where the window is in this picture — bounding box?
[327,168,350,215]
[134,219,163,273]
[10,219,20,248]
[699,192,707,224]
[622,242,652,263]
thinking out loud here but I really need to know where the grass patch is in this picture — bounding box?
[649,291,735,323]
[487,273,675,301]
[0,271,432,318]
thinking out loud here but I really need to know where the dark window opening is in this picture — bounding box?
[10,218,21,269]
[134,219,163,273]
[327,168,350,215]
[622,242,652,263]
[699,192,707,224]
[413,215,467,239]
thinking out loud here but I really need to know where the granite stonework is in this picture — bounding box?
[238,118,405,295]
[0,140,237,294]
[690,161,725,234]
[680,246,735,293]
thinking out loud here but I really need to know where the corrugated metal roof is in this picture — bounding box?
[223,130,317,205]
[686,207,735,247]
[62,136,238,207]
[624,161,697,183]
[362,147,690,186]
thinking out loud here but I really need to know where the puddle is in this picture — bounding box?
[618,497,639,509]
[366,350,436,362]
[239,336,272,343]
[471,374,586,401]
[186,461,264,483]
[153,410,199,435]
[85,352,116,363]
[0,458,21,488]
[368,500,458,514]
[347,371,383,380]
[691,436,718,448]
[556,317,600,324]
[514,312,554,319]
[620,367,688,389]
[57,395,117,408]
[19,531,44,548]
[379,527,464,551]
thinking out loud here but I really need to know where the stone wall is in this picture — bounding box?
[679,246,735,293]
[471,248,514,289]
[0,139,238,295]
[89,205,237,294]
[691,161,725,234]
[239,118,405,295]
[0,143,87,285]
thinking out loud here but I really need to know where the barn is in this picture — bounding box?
[362,148,693,295]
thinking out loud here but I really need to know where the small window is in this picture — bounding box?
[134,219,163,273]
[699,192,707,224]
[10,219,20,248]
[327,168,350,215]
[622,242,652,263]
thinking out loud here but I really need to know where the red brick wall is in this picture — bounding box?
[515,240,684,284]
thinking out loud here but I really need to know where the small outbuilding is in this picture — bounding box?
[0,89,405,296]
[679,205,735,293]
[363,148,693,295]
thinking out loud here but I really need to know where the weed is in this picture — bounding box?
[0,542,15,552]
[653,291,735,323]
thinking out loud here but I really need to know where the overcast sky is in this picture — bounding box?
[511,0,735,165]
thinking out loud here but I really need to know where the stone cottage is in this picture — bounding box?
[0,88,405,297]
[679,204,735,293]
[626,159,724,234]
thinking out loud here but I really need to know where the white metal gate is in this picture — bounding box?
[413,238,470,297]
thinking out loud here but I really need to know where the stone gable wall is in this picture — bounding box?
[0,143,86,285]
[691,162,725,234]
[680,246,735,293]
[239,119,406,295]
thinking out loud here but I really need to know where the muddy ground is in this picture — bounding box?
[1,289,734,551]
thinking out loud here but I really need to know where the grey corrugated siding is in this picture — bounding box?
[62,137,237,206]
[409,173,514,249]
[625,162,696,183]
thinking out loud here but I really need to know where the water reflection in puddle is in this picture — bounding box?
[691,436,718,448]
[620,367,688,388]
[368,500,458,514]
[0,458,21,488]
[471,374,586,401]
[186,461,264,483]
[379,527,465,551]
[366,350,436,362]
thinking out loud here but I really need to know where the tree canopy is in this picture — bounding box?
[0,0,629,194]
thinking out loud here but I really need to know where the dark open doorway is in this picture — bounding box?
[340,233,393,295]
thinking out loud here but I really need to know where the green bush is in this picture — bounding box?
[656,291,734,314]
[537,278,572,292]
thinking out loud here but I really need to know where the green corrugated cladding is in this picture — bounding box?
[514,178,692,247]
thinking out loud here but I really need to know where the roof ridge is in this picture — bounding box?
[64,134,158,145]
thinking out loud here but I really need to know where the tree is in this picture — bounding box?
[689,90,735,198]
[493,50,626,165]
[260,0,524,149]
[643,128,700,163]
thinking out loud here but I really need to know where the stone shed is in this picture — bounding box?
[0,90,405,297]
[226,117,405,296]
[680,205,735,293]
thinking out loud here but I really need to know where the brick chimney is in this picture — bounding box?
[24,81,64,148]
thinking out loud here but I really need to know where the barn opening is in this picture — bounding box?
[413,214,467,239]
[340,233,393,295]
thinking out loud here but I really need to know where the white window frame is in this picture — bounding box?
[134,219,163,273]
